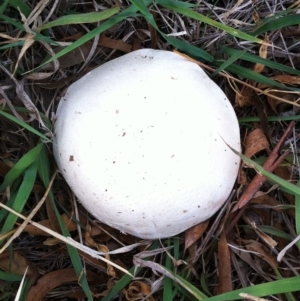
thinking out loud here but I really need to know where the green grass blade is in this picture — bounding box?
[221,47,300,76]
[159,0,264,44]
[0,41,25,51]
[0,110,51,142]
[221,63,300,91]
[164,239,174,301]
[130,0,213,61]
[0,270,22,281]
[211,49,248,77]
[200,273,212,296]
[0,143,43,192]
[238,115,300,123]
[38,6,120,30]
[252,14,300,36]
[204,276,300,300]
[35,3,149,70]
[274,269,296,301]
[3,0,31,16]
[164,266,208,300]
[165,36,213,62]
[37,145,93,301]
[0,14,25,31]
[101,241,160,301]
[0,158,39,236]
[0,0,9,16]
[129,0,154,21]
[229,146,300,196]
[1,106,52,129]
[242,225,293,241]
[157,0,195,8]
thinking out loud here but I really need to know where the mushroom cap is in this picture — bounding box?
[53,49,241,239]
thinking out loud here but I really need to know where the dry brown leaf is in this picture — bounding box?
[33,74,78,89]
[25,268,100,301]
[251,194,295,218]
[25,72,54,80]
[13,33,35,76]
[40,41,92,72]
[77,249,107,272]
[272,74,300,85]
[124,281,155,301]
[99,35,132,53]
[184,220,209,251]
[242,239,278,269]
[132,35,142,51]
[148,12,157,49]
[238,169,248,185]
[0,160,11,177]
[274,166,295,205]
[281,28,300,37]
[85,224,116,278]
[23,213,83,236]
[230,243,273,281]
[266,90,296,114]
[253,35,269,74]
[235,84,254,107]
[252,10,260,23]
[45,197,61,233]
[0,251,39,286]
[236,36,269,107]
[244,128,269,158]
[43,237,62,246]
[273,222,291,250]
[217,231,232,294]
[243,215,277,248]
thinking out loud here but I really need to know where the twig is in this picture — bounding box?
[226,122,294,234]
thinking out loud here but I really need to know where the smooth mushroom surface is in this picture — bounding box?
[53,49,241,239]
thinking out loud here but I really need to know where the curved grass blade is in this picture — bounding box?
[221,63,300,91]
[0,0,9,16]
[221,47,300,76]
[159,0,264,44]
[204,276,300,300]
[2,0,31,16]
[0,158,39,236]
[164,239,174,301]
[239,115,300,123]
[241,225,293,241]
[211,49,247,77]
[0,15,25,31]
[162,266,208,300]
[0,271,22,282]
[37,144,93,301]
[229,146,300,196]
[38,6,120,30]
[166,36,213,61]
[253,13,300,36]
[0,41,25,51]
[35,3,148,70]
[0,110,51,142]
[130,0,213,61]
[156,0,195,8]
[0,143,43,192]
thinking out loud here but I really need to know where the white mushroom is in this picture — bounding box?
[53,49,241,239]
